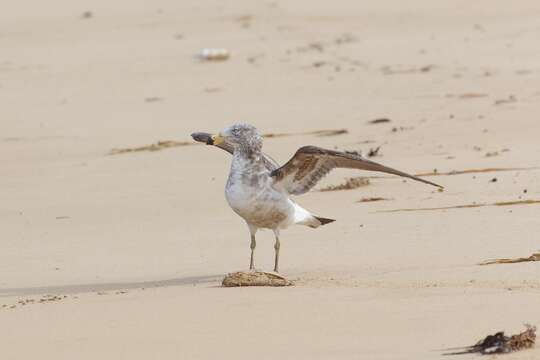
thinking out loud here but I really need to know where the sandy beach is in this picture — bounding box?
[1,0,540,358]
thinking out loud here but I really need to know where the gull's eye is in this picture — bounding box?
[232,128,240,136]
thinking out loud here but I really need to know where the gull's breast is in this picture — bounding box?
[225,173,293,229]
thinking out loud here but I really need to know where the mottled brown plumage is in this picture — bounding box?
[270,146,442,195]
[191,124,442,273]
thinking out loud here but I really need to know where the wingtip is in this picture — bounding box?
[314,216,336,226]
[434,183,445,190]
[424,179,444,189]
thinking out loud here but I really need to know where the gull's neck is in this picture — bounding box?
[234,141,263,163]
[227,143,266,189]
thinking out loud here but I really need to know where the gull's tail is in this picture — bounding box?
[291,201,336,228]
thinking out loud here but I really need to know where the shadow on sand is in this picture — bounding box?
[0,274,223,297]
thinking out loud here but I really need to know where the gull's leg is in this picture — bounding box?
[248,224,258,270]
[249,234,256,270]
[272,229,281,273]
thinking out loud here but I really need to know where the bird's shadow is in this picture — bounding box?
[0,274,223,298]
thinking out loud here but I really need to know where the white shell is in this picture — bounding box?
[198,48,230,61]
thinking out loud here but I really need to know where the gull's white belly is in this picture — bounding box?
[225,181,294,229]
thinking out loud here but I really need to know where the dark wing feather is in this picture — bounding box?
[191,132,279,171]
[270,146,442,195]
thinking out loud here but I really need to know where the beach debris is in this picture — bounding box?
[391,126,414,132]
[320,177,370,192]
[357,197,390,203]
[419,65,434,72]
[110,128,348,155]
[204,87,222,93]
[485,151,499,157]
[368,118,391,124]
[381,64,434,75]
[198,48,230,61]
[414,167,539,177]
[247,53,264,64]
[294,34,356,56]
[338,147,380,158]
[109,140,193,155]
[263,129,348,138]
[490,177,498,183]
[312,129,348,136]
[479,252,540,265]
[444,325,536,355]
[334,33,357,45]
[445,93,488,99]
[144,97,162,103]
[378,199,540,213]
[81,11,93,19]
[367,146,381,157]
[235,14,253,28]
[459,93,488,99]
[494,95,517,105]
[296,42,325,53]
[222,271,293,287]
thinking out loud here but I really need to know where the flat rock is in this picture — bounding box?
[222,271,293,287]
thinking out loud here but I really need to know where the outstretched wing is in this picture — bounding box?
[270,146,442,195]
[191,132,280,171]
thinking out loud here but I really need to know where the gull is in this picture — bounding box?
[192,124,442,272]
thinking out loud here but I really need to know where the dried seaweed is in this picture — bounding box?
[368,118,391,124]
[111,128,348,155]
[494,95,517,105]
[319,177,370,192]
[222,271,293,287]
[444,325,536,355]
[378,199,540,213]
[479,252,540,265]
[415,167,539,177]
[263,129,348,138]
[391,126,414,132]
[357,197,390,203]
[445,93,488,99]
[381,65,434,75]
[313,129,348,136]
[367,146,381,157]
[109,140,193,155]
